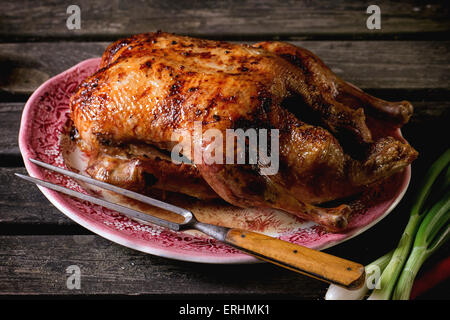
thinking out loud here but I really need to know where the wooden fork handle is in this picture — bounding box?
[225,228,365,289]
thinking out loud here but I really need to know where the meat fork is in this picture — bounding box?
[16,158,365,289]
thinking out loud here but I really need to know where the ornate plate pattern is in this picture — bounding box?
[18,58,411,263]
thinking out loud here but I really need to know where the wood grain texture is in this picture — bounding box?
[0,41,449,97]
[0,234,326,296]
[0,167,74,227]
[0,103,22,157]
[225,229,365,289]
[1,0,449,41]
[0,42,106,97]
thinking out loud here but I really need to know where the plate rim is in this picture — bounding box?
[18,58,412,264]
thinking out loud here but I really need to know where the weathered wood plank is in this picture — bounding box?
[1,0,449,41]
[0,167,75,226]
[0,42,106,97]
[0,41,449,97]
[0,234,326,296]
[0,103,22,158]
[0,233,447,296]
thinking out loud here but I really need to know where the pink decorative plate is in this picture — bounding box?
[19,58,411,264]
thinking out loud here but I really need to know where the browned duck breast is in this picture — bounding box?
[70,32,417,231]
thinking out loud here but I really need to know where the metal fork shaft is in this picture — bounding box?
[15,173,182,231]
[29,158,192,220]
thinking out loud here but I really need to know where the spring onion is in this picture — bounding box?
[392,192,450,300]
[325,149,450,300]
[367,149,450,300]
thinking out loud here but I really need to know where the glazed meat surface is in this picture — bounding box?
[70,32,417,231]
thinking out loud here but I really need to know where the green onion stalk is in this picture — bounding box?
[392,192,450,300]
[368,149,450,300]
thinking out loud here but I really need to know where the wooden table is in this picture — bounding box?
[0,1,449,299]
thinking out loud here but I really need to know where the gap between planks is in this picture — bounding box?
[1,0,449,42]
[0,41,449,98]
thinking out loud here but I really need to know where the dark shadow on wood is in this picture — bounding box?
[1,31,449,43]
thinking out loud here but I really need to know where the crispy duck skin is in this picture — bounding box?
[70,32,417,231]
[255,41,414,129]
[84,149,218,200]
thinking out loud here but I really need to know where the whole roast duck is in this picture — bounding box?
[70,32,417,232]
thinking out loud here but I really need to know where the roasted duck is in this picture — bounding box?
[70,32,417,232]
